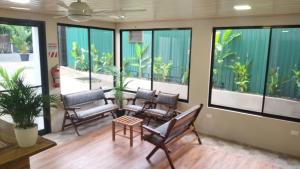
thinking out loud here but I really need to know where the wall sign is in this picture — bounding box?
[47,43,58,58]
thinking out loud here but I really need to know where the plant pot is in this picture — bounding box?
[116,109,126,117]
[14,124,38,147]
[20,53,29,61]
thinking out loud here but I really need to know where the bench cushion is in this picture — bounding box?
[144,109,168,117]
[63,89,106,107]
[123,105,143,112]
[74,104,118,119]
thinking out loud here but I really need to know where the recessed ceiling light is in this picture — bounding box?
[282,30,289,33]
[9,0,30,4]
[10,6,31,11]
[234,5,252,11]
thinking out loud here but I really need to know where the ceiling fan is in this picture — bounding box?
[54,0,146,22]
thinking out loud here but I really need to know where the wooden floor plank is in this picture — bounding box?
[30,125,282,169]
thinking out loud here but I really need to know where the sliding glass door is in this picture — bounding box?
[0,18,48,133]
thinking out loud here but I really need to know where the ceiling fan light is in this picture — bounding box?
[68,14,92,22]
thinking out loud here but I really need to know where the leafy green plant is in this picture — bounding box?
[0,78,57,129]
[11,26,31,54]
[229,58,251,92]
[71,42,88,71]
[267,67,280,96]
[0,66,26,89]
[213,29,241,87]
[109,67,131,108]
[91,44,113,73]
[292,69,300,95]
[153,57,173,81]
[181,70,189,85]
[130,43,151,78]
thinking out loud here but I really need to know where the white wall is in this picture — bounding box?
[117,14,300,157]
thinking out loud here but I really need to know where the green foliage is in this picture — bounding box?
[0,66,26,89]
[267,67,280,96]
[213,29,241,87]
[91,44,113,74]
[11,26,32,54]
[181,70,189,85]
[71,42,88,71]
[0,78,57,129]
[229,58,251,92]
[153,57,173,81]
[292,69,300,95]
[108,67,131,108]
[130,43,151,78]
[0,24,14,35]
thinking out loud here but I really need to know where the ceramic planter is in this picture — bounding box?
[14,124,38,147]
[20,53,29,61]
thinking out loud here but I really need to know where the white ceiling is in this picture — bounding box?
[1,0,300,22]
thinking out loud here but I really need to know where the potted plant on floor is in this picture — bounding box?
[0,68,57,147]
[109,67,131,117]
[11,26,31,61]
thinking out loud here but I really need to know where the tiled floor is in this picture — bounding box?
[44,116,300,169]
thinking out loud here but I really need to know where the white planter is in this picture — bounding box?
[14,124,38,147]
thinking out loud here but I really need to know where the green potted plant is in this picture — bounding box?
[11,26,31,61]
[0,67,57,147]
[109,67,131,117]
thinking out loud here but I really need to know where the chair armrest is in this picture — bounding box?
[142,125,161,136]
[106,97,115,104]
[125,97,135,105]
[174,110,183,115]
[65,106,81,111]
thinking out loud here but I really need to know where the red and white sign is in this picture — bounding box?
[47,43,58,58]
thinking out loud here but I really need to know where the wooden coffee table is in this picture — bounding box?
[112,115,143,147]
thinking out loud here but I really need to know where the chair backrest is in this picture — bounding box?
[62,89,107,107]
[164,104,203,141]
[155,91,179,108]
[135,88,156,102]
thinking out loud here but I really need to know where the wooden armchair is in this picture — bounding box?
[144,91,179,125]
[123,88,156,116]
[143,104,203,169]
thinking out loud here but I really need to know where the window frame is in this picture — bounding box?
[120,28,192,103]
[208,25,300,123]
[57,23,116,91]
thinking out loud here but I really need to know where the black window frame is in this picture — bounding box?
[120,28,193,103]
[0,17,49,134]
[57,23,116,92]
[208,25,300,123]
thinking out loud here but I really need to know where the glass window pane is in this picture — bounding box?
[90,29,114,90]
[58,26,89,94]
[121,30,152,91]
[210,28,270,112]
[264,28,300,119]
[153,29,191,100]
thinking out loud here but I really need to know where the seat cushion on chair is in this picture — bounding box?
[75,104,118,119]
[145,109,168,117]
[123,105,143,112]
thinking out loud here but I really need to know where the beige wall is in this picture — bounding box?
[117,14,300,157]
[1,9,300,158]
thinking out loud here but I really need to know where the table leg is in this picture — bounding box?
[140,122,143,141]
[130,126,133,147]
[112,121,115,141]
[124,125,126,135]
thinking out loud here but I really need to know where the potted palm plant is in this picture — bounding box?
[0,67,57,147]
[11,26,31,61]
[109,66,131,117]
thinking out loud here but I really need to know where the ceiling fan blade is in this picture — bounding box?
[93,8,146,14]
[57,1,69,9]
[118,8,146,12]
[53,15,67,19]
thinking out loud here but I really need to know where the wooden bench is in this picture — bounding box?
[143,104,203,169]
[61,89,118,136]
